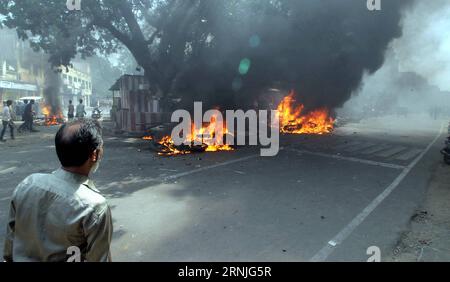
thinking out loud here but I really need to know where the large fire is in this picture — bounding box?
[190,115,234,153]
[144,115,234,156]
[42,105,64,126]
[277,91,335,135]
[144,91,334,156]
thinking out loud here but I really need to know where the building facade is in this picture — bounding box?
[60,63,93,107]
[0,29,46,102]
[0,29,94,111]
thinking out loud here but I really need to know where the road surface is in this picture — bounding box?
[0,114,446,261]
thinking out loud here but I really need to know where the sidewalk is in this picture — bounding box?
[390,161,450,261]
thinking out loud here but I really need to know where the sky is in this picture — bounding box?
[392,0,450,92]
[340,0,450,114]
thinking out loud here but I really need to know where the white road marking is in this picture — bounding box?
[395,149,423,161]
[0,167,17,175]
[344,142,375,152]
[360,144,391,155]
[309,124,444,262]
[163,154,260,181]
[375,146,406,158]
[0,197,10,202]
[158,168,179,172]
[100,154,261,193]
[123,138,140,144]
[16,149,47,154]
[290,148,405,170]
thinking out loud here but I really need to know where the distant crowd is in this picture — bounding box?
[1,99,89,143]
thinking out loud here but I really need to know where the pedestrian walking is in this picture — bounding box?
[18,100,29,133]
[1,100,15,142]
[76,99,86,119]
[23,100,37,132]
[67,100,75,121]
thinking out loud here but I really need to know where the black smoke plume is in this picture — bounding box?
[43,66,62,116]
[176,0,413,112]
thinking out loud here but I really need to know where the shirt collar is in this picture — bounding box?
[53,168,100,193]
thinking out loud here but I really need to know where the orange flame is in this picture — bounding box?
[277,90,335,135]
[145,114,234,156]
[42,105,64,126]
[42,105,51,116]
[158,136,191,156]
[188,115,234,152]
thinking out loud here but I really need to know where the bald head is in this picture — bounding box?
[55,119,103,168]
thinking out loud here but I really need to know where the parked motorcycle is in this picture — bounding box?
[91,107,102,120]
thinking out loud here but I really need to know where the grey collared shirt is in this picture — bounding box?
[3,169,113,262]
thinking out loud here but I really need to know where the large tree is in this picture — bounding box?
[0,0,412,111]
[0,0,216,97]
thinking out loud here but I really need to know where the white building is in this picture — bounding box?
[60,62,92,107]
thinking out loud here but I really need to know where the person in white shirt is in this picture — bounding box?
[76,99,86,119]
[1,100,15,142]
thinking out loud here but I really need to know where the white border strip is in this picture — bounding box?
[309,124,444,262]
[289,148,405,170]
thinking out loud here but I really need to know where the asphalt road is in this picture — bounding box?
[0,114,446,261]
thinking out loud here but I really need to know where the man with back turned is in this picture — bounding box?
[3,119,113,262]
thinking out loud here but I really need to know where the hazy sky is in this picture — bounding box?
[392,0,450,91]
[340,0,450,114]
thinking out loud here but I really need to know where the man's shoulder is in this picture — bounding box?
[16,172,62,189]
[13,173,54,198]
[18,173,50,186]
[16,172,106,203]
[75,184,109,215]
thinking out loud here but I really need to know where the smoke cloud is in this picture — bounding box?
[340,0,450,117]
[393,0,450,92]
[43,67,62,116]
[178,0,412,112]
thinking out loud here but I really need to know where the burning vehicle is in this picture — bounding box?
[40,104,65,126]
[35,67,65,126]
[144,90,336,156]
[276,91,335,135]
[17,97,64,126]
[144,114,234,156]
